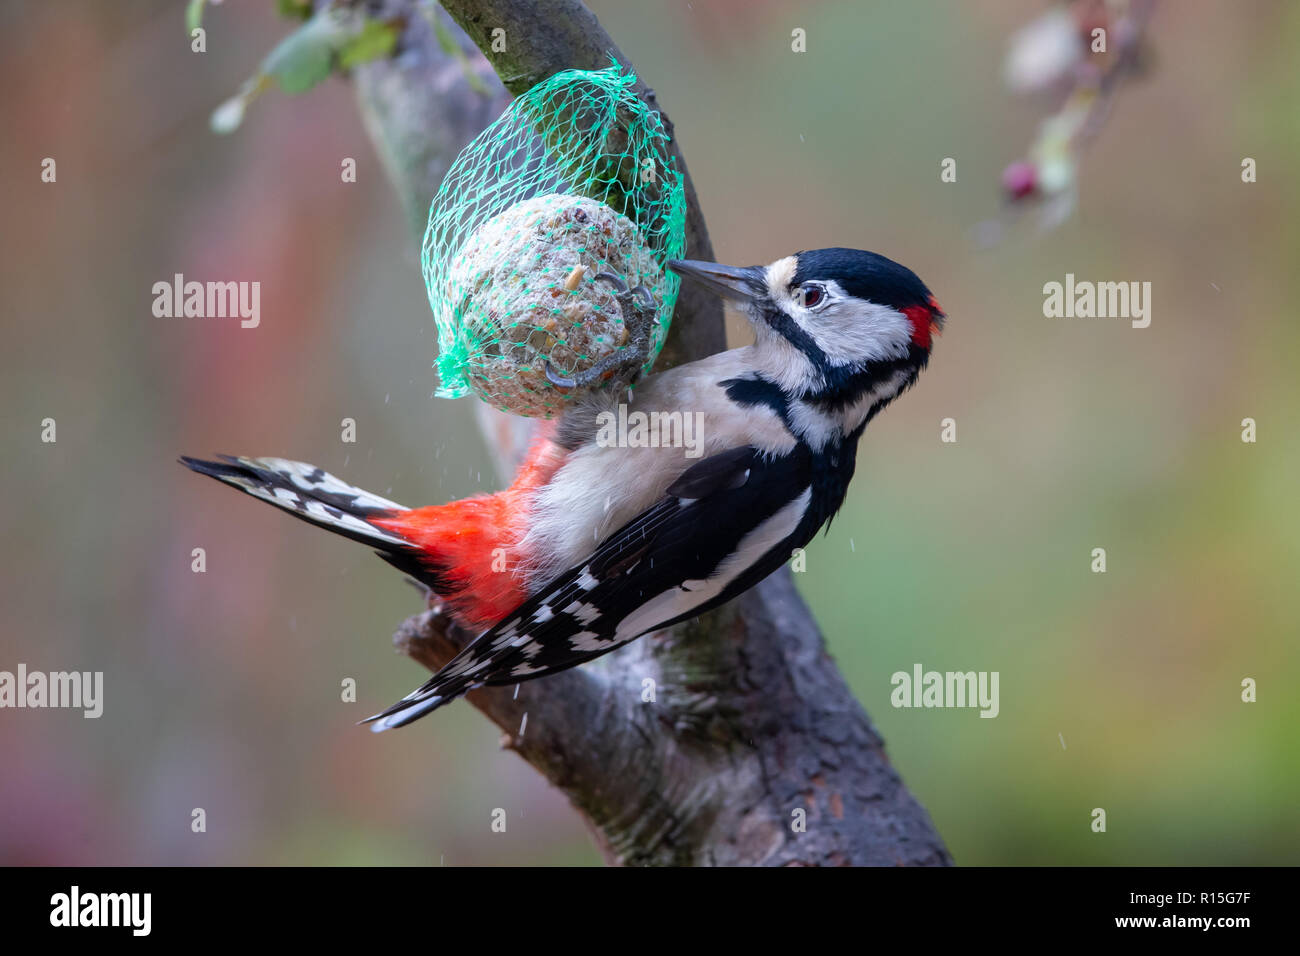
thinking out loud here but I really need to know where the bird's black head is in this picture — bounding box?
[670,248,944,403]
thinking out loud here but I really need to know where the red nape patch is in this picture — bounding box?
[902,304,935,349]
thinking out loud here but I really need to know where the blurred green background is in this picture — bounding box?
[1,0,1296,865]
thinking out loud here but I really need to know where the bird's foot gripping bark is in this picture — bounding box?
[545,272,656,391]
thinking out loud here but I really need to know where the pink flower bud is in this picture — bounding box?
[1002,160,1038,200]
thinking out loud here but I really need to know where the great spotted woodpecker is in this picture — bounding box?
[182,248,944,730]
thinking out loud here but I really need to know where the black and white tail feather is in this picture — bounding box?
[180,455,407,545]
[181,455,472,730]
[179,455,457,595]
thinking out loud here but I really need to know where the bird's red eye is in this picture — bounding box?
[797,284,825,309]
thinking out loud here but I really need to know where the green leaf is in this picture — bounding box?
[262,13,345,95]
[209,8,403,136]
[185,0,206,35]
[275,0,313,21]
[338,19,399,70]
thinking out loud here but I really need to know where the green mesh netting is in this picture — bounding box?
[421,62,686,418]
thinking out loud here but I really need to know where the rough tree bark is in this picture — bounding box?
[345,0,951,866]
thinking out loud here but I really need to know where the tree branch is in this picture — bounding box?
[346,0,951,865]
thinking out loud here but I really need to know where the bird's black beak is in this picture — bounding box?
[668,259,765,305]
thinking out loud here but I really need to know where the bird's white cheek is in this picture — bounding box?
[809,302,913,365]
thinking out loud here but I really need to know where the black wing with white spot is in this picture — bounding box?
[364,443,828,731]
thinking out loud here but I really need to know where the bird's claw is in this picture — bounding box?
[544,274,658,392]
[595,271,628,295]
[544,361,577,390]
[546,354,626,391]
[632,285,655,310]
[596,272,653,311]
